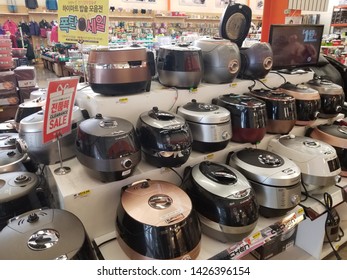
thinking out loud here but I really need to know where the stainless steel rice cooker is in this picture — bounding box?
[267,135,341,194]
[0,121,17,134]
[183,161,259,242]
[17,106,85,165]
[136,107,193,167]
[192,38,240,84]
[0,208,96,259]
[75,113,141,182]
[14,97,46,131]
[116,179,201,260]
[176,99,231,153]
[0,148,27,174]
[227,148,302,218]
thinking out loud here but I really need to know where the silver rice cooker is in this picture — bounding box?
[17,106,86,165]
[156,45,203,89]
[0,148,27,174]
[14,97,46,131]
[0,120,17,134]
[176,99,231,153]
[136,107,193,168]
[192,37,240,84]
[116,179,201,260]
[183,161,259,243]
[267,135,341,194]
[227,148,302,218]
[0,133,18,150]
[0,208,96,259]
[75,113,141,182]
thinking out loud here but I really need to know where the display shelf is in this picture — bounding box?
[109,15,153,20]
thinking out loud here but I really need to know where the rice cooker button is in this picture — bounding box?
[121,158,133,169]
[291,194,300,205]
[222,131,230,140]
[27,213,39,223]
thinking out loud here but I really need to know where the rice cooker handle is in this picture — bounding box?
[147,51,156,76]
[211,171,237,184]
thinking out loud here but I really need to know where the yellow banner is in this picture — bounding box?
[58,0,109,46]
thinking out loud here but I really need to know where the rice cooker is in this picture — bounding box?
[116,179,201,260]
[0,120,17,134]
[279,82,321,126]
[227,148,302,218]
[0,171,40,231]
[176,99,231,153]
[136,107,193,167]
[75,113,141,182]
[14,97,46,131]
[0,133,18,150]
[87,46,155,96]
[267,135,341,194]
[156,45,203,89]
[183,161,259,242]
[307,123,347,177]
[305,77,344,118]
[17,106,86,165]
[247,89,296,134]
[212,94,267,144]
[0,208,96,260]
[29,88,47,100]
[0,148,27,174]
[192,37,240,84]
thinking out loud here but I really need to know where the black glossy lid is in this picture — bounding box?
[217,94,266,108]
[250,89,295,101]
[317,124,347,139]
[199,161,237,185]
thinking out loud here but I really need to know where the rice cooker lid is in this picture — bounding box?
[250,89,295,102]
[306,78,344,95]
[0,133,18,149]
[78,113,134,137]
[18,97,46,109]
[140,107,187,129]
[0,208,86,260]
[30,88,47,99]
[280,82,320,98]
[121,180,192,227]
[177,99,230,124]
[0,148,27,169]
[0,171,38,203]
[230,148,301,185]
[159,45,201,52]
[191,161,252,198]
[0,120,17,133]
[217,94,266,108]
[316,124,347,142]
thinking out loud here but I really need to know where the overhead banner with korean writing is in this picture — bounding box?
[58,0,109,46]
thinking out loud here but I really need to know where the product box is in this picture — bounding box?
[0,71,17,95]
[14,66,37,88]
[251,225,298,260]
[18,85,39,102]
[0,104,19,122]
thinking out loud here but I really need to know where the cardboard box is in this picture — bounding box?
[0,105,19,122]
[0,71,17,95]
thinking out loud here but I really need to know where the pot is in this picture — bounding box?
[0,208,96,259]
[192,38,240,84]
[176,99,231,152]
[87,46,155,96]
[247,89,296,134]
[212,94,267,144]
[0,120,17,134]
[0,148,27,174]
[136,107,193,167]
[75,113,141,182]
[17,106,85,165]
[305,77,344,118]
[14,97,46,130]
[156,45,203,89]
[0,133,18,150]
[279,82,321,126]
[183,161,259,242]
[116,179,201,260]
[268,135,341,194]
[227,148,301,218]
[0,171,41,231]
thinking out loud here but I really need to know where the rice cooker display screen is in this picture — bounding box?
[327,158,340,173]
[159,129,191,150]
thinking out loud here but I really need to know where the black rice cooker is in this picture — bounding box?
[0,208,96,259]
[247,89,297,134]
[268,135,341,194]
[176,99,231,153]
[156,45,203,89]
[0,133,18,150]
[116,179,201,260]
[14,97,46,130]
[136,107,193,167]
[212,94,267,144]
[183,161,259,243]
[75,113,141,182]
[227,148,302,218]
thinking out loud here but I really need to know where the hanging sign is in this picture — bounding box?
[58,0,109,46]
[43,77,79,144]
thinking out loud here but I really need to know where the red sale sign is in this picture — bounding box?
[43,77,79,144]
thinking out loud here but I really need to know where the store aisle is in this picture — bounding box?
[35,63,61,88]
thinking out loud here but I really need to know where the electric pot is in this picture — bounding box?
[136,107,193,167]
[192,38,240,84]
[75,113,141,182]
[247,89,296,134]
[87,46,155,96]
[156,45,203,89]
[0,148,27,174]
[227,148,302,218]
[279,82,321,126]
[307,123,347,177]
[17,106,85,165]
[176,99,231,152]
[238,43,273,80]
[0,171,40,231]
[0,133,18,150]
[116,179,201,260]
[212,94,267,144]
[305,77,344,118]
[183,161,259,242]
[267,135,341,194]
[0,208,96,259]
[14,97,46,130]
